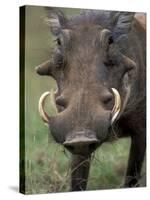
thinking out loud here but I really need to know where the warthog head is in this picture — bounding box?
[36,9,136,155]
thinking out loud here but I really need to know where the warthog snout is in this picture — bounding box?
[63,131,99,155]
[38,88,121,154]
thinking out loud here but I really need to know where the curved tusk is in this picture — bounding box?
[50,89,58,114]
[38,91,51,125]
[111,88,121,125]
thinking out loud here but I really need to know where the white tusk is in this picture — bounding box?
[111,88,121,125]
[50,89,59,114]
[38,91,51,125]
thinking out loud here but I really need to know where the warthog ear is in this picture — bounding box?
[45,7,67,36]
[111,12,135,39]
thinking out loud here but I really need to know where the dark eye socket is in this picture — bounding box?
[108,35,114,45]
[57,38,61,46]
[54,38,62,46]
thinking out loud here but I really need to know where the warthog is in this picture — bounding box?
[36,9,146,191]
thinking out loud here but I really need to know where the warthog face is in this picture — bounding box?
[36,10,136,155]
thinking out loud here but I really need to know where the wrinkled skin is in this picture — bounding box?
[36,9,146,190]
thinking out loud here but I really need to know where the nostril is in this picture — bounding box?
[102,93,113,105]
[55,96,67,108]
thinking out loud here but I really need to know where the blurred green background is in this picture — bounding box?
[23,6,145,194]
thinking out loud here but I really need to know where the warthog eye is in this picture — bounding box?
[108,35,114,45]
[54,37,63,47]
[56,38,62,46]
[100,29,114,49]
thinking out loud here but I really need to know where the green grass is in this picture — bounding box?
[22,6,146,194]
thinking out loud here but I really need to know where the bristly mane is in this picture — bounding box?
[66,10,117,30]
